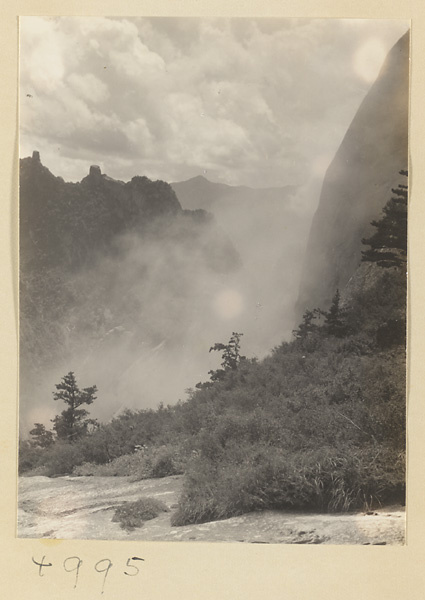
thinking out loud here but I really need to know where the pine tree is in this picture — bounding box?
[51,372,98,441]
[292,309,322,339]
[361,170,408,268]
[29,423,55,448]
[323,289,349,337]
[207,332,246,383]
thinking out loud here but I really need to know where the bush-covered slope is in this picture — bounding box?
[21,180,406,523]
[170,269,405,523]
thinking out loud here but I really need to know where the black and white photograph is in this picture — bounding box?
[18,16,409,544]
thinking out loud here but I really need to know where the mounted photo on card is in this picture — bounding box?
[18,17,408,543]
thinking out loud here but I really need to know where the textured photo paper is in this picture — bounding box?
[17,16,408,545]
[0,0,425,600]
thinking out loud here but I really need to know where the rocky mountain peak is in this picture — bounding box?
[89,164,102,179]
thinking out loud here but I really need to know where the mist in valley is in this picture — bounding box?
[18,17,409,434]
[19,169,320,431]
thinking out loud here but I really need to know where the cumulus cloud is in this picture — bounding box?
[67,73,110,104]
[20,17,409,193]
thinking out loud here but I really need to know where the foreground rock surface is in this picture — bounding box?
[18,475,405,544]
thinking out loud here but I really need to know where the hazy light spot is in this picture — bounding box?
[353,38,386,83]
[213,289,244,320]
[311,153,332,178]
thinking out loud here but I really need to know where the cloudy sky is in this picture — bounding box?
[19,17,409,189]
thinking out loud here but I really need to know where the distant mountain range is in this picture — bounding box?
[171,175,298,212]
[296,31,409,318]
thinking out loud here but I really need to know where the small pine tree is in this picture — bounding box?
[29,423,55,448]
[51,372,98,442]
[292,309,322,339]
[361,170,408,268]
[323,289,349,337]
[208,332,245,383]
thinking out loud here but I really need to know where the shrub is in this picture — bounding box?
[72,444,187,479]
[150,446,182,478]
[42,442,86,476]
[73,452,147,477]
[128,444,186,480]
[18,440,44,474]
[72,461,109,476]
[112,497,168,531]
[172,444,405,526]
[78,432,112,465]
[21,437,110,477]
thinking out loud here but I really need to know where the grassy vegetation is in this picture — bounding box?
[171,444,405,526]
[20,439,187,479]
[73,444,185,480]
[19,188,406,525]
[112,497,168,531]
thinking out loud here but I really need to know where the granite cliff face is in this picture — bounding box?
[296,31,409,317]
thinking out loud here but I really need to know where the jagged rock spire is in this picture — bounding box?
[89,165,102,178]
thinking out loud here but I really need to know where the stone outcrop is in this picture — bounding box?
[296,31,409,317]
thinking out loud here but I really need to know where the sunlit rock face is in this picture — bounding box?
[296,31,409,317]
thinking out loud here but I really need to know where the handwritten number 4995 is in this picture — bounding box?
[32,555,144,594]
